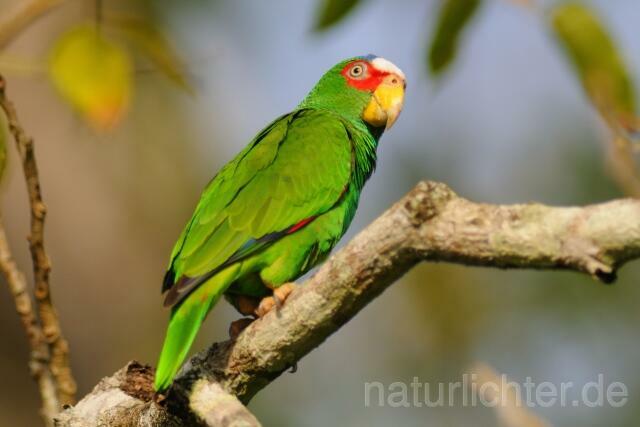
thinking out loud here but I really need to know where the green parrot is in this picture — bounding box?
[155,55,406,392]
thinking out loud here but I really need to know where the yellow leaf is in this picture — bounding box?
[108,15,192,93]
[428,0,482,77]
[48,25,133,130]
[551,2,636,123]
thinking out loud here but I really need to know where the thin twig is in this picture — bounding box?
[0,0,67,49]
[469,362,551,427]
[95,0,103,33]
[607,135,640,198]
[0,222,58,425]
[0,75,76,409]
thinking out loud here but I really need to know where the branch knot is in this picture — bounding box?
[404,180,456,226]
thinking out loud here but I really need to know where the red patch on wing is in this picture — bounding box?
[341,60,388,92]
[286,216,317,234]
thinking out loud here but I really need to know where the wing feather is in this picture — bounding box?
[163,109,353,305]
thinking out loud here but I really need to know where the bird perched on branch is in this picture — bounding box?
[155,55,406,392]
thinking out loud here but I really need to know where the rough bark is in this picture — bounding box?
[0,74,77,424]
[56,181,640,426]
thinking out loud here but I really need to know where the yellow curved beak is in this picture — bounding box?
[362,74,405,130]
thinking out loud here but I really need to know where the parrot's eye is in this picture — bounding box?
[348,63,367,79]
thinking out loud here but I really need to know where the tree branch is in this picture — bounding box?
[0,0,66,49]
[0,222,59,424]
[0,75,76,422]
[56,181,640,426]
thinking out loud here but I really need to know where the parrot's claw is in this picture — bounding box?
[255,283,297,318]
[228,317,254,339]
[255,297,275,318]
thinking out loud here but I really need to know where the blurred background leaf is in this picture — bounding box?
[313,0,363,31]
[107,14,192,93]
[428,0,482,77]
[48,24,133,130]
[551,1,635,125]
[551,1,640,197]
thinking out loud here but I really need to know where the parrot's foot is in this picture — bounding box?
[228,317,255,339]
[255,283,297,318]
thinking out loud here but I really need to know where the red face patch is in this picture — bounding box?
[341,60,388,92]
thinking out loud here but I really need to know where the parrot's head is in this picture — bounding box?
[300,55,406,131]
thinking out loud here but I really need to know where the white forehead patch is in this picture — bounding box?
[371,57,405,80]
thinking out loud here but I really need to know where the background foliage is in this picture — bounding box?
[0,0,639,426]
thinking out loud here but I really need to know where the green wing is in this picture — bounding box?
[163,108,353,306]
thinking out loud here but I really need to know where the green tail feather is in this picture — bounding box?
[154,267,237,392]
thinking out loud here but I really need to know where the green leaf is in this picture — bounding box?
[551,2,636,122]
[48,25,133,130]
[314,0,362,31]
[428,0,482,77]
[108,15,192,93]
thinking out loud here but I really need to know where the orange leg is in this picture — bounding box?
[255,283,297,318]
